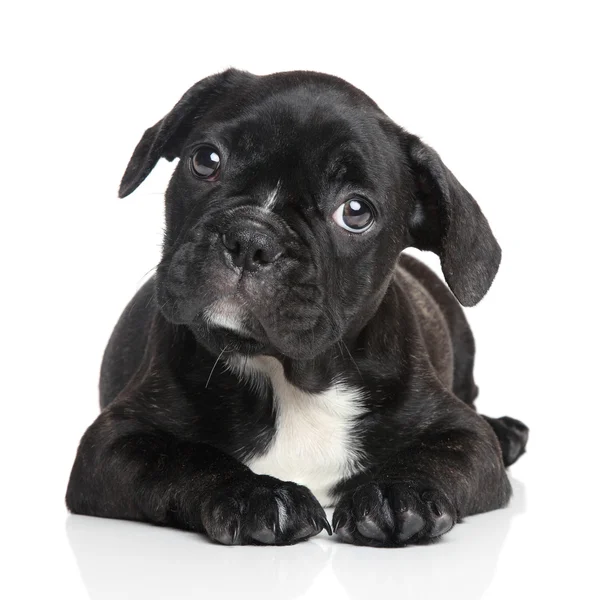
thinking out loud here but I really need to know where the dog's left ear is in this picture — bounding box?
[119,68,251,198]
[404,135,501,306]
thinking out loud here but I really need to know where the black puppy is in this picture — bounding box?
[66,69,528,547]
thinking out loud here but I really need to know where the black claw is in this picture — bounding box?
[231,521,240,545]
[332,511,347,532]
[428,500,442,517]
[321,516,332,536]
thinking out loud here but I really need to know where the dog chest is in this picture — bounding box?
[238,357,365,507]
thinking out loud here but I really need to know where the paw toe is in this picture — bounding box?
[294,522,317,539]
[430,512,454,537]
[210,519,240,545]
[336,526,354,542]
[356,516,388,541]
[203,478,328,545]
[501,416,529,436]
[494,416,529,466]
[334,483,457,547]
[352,483,383,519]
[251,526,277,544]
[397,508,425,541]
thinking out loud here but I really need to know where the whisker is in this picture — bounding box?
[340,339,363,380]
[205,344,229,389]
[137,264,158,285]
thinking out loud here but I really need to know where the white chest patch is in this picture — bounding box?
[232,356,366,507]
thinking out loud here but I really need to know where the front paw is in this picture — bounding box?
[200,475,331,546]
[332,482,456,547]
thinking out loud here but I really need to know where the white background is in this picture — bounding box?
[2,1,593,598]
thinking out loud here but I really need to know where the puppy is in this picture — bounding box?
[66,69,529,547]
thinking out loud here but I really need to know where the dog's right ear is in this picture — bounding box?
[119,69,250,198]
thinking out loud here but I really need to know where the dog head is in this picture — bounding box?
[119,69,500,359]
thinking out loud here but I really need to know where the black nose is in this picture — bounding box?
[221,221,283,272]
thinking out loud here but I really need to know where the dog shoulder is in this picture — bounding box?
[394,254,455,388]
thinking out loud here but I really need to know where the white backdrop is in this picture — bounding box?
[2,1,592,599]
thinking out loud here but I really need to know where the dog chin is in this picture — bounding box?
[189,319,333,361]
[161,297,335,360]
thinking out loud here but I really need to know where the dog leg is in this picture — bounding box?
[332,407,511,547]
[66,403,330,545]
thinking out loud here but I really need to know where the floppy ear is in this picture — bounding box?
[405,135,501,306]
[119,68,250,198]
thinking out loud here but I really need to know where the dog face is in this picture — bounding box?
[119,70,500,359]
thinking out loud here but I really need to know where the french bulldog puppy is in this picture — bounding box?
[66,69,528,547]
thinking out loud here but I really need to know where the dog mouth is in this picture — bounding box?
[158,273,336,359]
[200,299,270,352]
[203,300,249,332]
[197,298,337,359]
[204,325,267,354]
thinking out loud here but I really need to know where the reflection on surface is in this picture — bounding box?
[67,478,525,600]
[67,516,331,599]
[332,478,526,600]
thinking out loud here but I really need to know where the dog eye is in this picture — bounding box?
[332,197,374,233]
[191,145,221,180]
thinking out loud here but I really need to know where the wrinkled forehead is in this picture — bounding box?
[193,87,396,191]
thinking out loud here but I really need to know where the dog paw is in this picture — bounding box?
[332,482,456,547]
[200,475,331,545]
[497,416,529,466]
[486,415,529,467]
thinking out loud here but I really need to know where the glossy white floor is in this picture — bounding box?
[65,474,528,600]
[65,475,527,600]
[10,453,591,599]
[3,2,592,598]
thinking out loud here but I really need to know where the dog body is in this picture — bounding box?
[67,69,528,546]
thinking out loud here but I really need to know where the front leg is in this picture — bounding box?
[66,403,330,545]
[332,404,511,547]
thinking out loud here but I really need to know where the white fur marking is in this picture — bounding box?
[203,301,246,334]
[275,495,289,532]
[263,181,281,211]
[233,356,366,507]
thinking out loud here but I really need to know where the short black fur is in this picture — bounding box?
[66,69,528,547]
